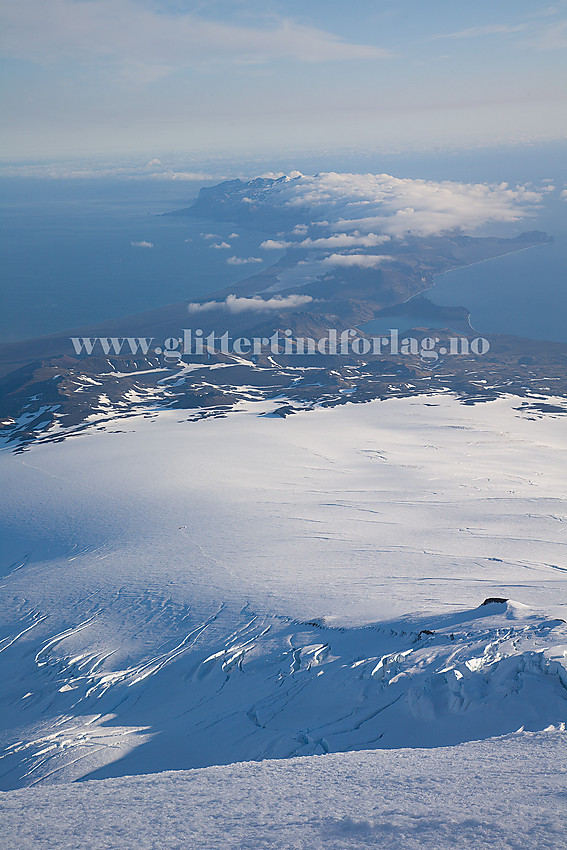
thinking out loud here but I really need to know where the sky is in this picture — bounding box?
[1,0,566,162]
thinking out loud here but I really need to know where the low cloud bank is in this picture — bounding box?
[321,253,393,268]
[233,172,545,237]
[188,294,313,314]
[261,232,391,250]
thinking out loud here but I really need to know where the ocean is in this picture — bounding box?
[1,145,566,344]
[422,193,567,343]
[0,178,272,343]
[365,217,567,344]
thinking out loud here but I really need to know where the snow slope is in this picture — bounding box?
[2,394,566,623]
[1,730,565,849]
[0,394,566,788]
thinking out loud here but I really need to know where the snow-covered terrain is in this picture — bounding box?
[1,731,565,849]
[2,394,566,623]
[0,394,565,794]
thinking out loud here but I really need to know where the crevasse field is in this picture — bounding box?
[0,393,566,847]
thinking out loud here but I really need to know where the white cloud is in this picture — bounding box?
[560,189,567,200]
[229,233,239,239]
[130,240,154,248]
[187,294,313,314]
[301,232,391,249]
[260,239,292,250]
[0,0,390,74]
[321,254,392,268]
[211,241,231,249]
[228,172,544,237]
[201,233,219,240]
[227,256,263,265]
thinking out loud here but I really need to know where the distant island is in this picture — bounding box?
[0,175,564,448]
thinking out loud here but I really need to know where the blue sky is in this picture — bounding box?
[1,0,566,161]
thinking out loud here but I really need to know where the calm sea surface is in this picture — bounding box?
[0,179,272,343]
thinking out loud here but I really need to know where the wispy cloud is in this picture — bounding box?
[0,0,390,76]
[432,24,526,40]
[526,4,566,20]
[432,14,567,50]
[534,18,567,49]
[187,294,313,314]
[130,240,154,248]
[0,161,217,180]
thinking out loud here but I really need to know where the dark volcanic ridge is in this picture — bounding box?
[2,330,567,451]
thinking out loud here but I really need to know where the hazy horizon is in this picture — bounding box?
[2,0,566,161]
